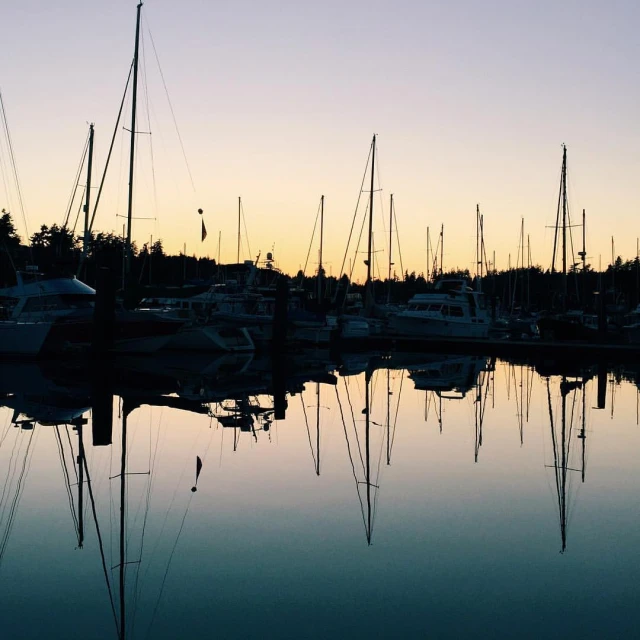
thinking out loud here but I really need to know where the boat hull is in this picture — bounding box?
[0,321,52,356]
[43,311,183,354]
[388,314,489,339]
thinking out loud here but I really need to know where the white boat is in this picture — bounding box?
[0,320,53,356]
[0,271,182,354]
[0,270,95,320]
[388,279,490,339]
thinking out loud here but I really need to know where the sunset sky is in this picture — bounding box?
[2,0,639,281]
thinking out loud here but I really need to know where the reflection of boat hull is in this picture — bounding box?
[164,325,254,352]
[407,355,488,395]
[0,321,52,356]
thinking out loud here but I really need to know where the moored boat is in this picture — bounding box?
[388,279,490,339]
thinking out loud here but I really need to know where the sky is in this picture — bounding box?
[1,0,639,281]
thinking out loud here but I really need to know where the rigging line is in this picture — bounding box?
[389,370,405,453]
[241,200,252,261]
[336,142,373,285]
[0,427,36,566]
[89,63,133,234]
[130,414,157,636]
[0,133,15,217]
[83,453,120,638]
[371,411,386,537]
[64,425,79,484]
[0,412,14,447]
[393,201,404,281]
[0,88,29,240]
[145,23,197,193]
[335,386,368,534]
[300,393,318,471]
[0,425,23,527]
[301,198,322,280]
[345,198,370,294]
[62,131,90,228]
[144,492,195,640]
[132,408,169,628]
[71,187,86,235]
[343,377,366,474]
[140,26,159,225]
[54,426,79,538]
[139,425,203,588]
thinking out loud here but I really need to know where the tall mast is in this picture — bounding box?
[237,197,241,263]
[636,237,639,306]
[82,123,94,264]
[426,227,430,283]
[365,134,376,306]
[476,205,480,290]
[387,193,393,303]
[527,233,531,310]
[440,224,444,276]
[125,2,143,279]
[611,236,616,297]
[561,145,568,304]
[318,195,324,303]
[578,208,587,306]
[480,213,485,281]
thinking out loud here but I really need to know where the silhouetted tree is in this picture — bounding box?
[0,208,21,249]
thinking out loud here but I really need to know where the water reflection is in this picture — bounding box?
[1,352,640,638]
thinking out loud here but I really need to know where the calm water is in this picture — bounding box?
[1,353,639,639]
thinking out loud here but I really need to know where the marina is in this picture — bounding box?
[1,1,639,638]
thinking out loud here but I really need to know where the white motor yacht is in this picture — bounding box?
[0,271,182,354]
[388,279,490,339]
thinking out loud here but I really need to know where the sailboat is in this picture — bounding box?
[536,146,612,342]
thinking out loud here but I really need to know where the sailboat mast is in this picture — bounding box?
[366,135,376,302]
[527,233,531,310]
[426,227,430,283]
[237,197,241,263]
[125,2,143,278]
[388,193,393,303]
[476,204,480,291]
[82,123,94,263]
[561,145,568,303]
[318,195,324,303]
[440,224,444,276]
[580,208,587,305]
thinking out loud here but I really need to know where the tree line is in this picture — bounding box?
[2,210,639,313]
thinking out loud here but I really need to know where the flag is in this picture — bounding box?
[201,219,207,242]
[191,456,203,493]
